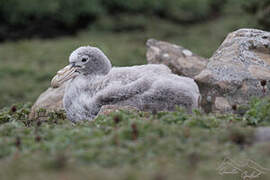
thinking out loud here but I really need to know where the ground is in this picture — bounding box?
[1,5,270,180]
[0,103,270,180]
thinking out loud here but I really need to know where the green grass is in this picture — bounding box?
[0,102,270,180]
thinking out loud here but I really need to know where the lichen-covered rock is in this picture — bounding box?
[195,28,270,113]
[146,39,208,78]
[29,84,66,120]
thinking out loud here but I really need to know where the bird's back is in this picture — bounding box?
[105,64,171,84]
[96,64,199,112]
[64,63,200,121]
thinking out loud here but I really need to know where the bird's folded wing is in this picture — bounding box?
[95,77,153,105]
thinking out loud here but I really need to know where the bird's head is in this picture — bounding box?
[69,46,112,75]
[51,46,112,88]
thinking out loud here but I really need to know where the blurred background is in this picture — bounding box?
[0,0,269,108]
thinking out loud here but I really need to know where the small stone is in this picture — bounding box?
[182,49,193,57]
[254,127,270,143]
[162,53,169,58]
[215,97,231,112]
[146,39,208,78]
[206,96,212,102]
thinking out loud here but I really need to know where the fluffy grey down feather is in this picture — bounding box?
[63,46,200,122]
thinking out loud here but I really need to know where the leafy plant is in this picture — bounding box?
[0,0,227,41]
[244,98,270,125]
[240,0,270,30]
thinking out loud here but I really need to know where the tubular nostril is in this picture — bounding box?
[70,62,76,69]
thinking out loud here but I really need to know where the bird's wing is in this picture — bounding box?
[94,76,153,105]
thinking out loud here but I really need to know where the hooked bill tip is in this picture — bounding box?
[51,64,78,88]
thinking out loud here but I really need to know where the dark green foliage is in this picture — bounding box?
[0,0,226,40]
[227,127,254,146]
[93,14,148,32]
[0,0,103,40]
[102,0,226,23]
[0,103,270,179]
[244,98,270,126]
[240,0,270,30]
[155,0,226,23]
[0,103,31,125]
[101,0,161,13]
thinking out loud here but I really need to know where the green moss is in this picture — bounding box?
[0,101,270,179]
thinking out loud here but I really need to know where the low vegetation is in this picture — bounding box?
[0,0,257,41]
[0,98,270,179]
[241,0,270,29]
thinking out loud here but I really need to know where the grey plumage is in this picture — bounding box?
[63,46,200,122]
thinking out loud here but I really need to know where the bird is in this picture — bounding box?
[59,46,200,122]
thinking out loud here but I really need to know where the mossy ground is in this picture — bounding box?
[0,102,270,180]
[1,4,270,180]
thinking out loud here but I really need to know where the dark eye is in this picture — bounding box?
[81,58,87,62]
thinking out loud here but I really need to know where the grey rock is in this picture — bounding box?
[146,39,208,78]
[195,28,270,113]
[29,84,66,120]
[254,127,270,143]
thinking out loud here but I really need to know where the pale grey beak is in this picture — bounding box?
[51,64,79,88]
